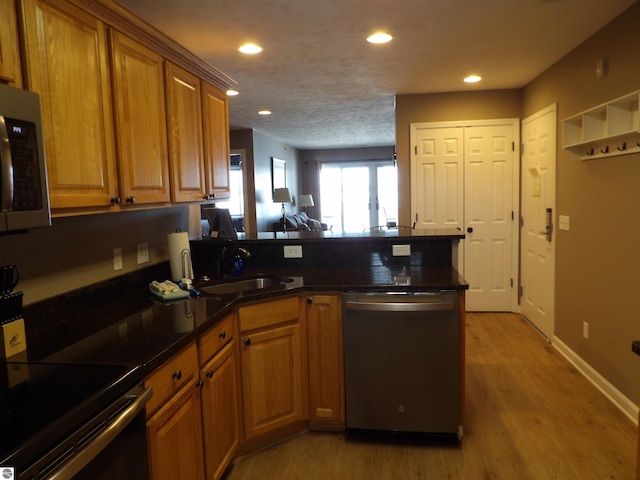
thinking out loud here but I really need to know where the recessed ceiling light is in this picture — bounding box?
[464,75,482,83]
[227,89,239,96]
[239,43,262,54]
[367,32,393,44]
[258,110,272,116]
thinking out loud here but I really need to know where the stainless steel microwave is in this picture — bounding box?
[0,82,50,233]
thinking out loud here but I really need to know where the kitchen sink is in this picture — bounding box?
[198,275,296,296]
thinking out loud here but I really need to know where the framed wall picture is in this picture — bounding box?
[272,157,286,193]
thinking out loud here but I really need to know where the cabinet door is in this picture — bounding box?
[166,62,206,203]
[306,294,344,423]
[200,340,241,480]
[147,381,205,480]
[0,0,23,86]
[241,323,304,439]
[21,0,118,209]
[111,31,170,205]
[202,82,230,198]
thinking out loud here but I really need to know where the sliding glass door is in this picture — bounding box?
[319,161,397,233]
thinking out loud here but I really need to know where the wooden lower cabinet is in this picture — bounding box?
[238,296,306,440]
[147,380,206,480]
[199,318,241,480]
[305,294,345,427]
[145,343,205,480]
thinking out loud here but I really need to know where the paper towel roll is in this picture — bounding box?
[168,231,193,282]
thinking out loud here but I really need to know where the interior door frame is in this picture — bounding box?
[410,118,521,312]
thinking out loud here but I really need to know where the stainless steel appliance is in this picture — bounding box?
[0,83,50,233]
[343,291,461,439]
[0,362,152,480]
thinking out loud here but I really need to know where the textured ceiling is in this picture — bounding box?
[119,0,636,149]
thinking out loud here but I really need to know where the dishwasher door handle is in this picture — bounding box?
[345,301,454,312]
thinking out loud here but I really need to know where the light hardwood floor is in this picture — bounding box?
[223,313,637,479]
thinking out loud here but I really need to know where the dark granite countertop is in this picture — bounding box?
[16,262,467,376]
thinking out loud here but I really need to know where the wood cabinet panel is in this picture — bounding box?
[0,0,23,86]
[202,82,230,198]
[166,62,206,202]
[147,380,205,480]
[201,340,241,480]
[306,294,344,424]
[145,342,198,416]
[111,30,170,205]
[240,323,304,439]
[198,312,235,366]
[238,296,299,332]
[21,0,117,208]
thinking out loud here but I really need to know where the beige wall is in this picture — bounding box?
[523,3,640,405]
[395,90,523,226]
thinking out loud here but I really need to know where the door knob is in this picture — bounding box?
[467,227,473,233]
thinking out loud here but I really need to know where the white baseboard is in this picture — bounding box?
[552,335,638,425]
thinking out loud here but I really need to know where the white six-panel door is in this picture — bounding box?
[520,105,556,339]
[464,125,514,311]
[411,120,519,312]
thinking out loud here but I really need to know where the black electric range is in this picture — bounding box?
[0,360,144,478]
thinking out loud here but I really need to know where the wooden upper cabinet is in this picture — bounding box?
[202,82,231,198]
[0,0,23,86]
[110,31,170,206]
[165,62,206,203]
[21,0,118,209]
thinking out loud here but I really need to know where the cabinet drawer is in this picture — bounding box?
[198,312,235,366]
[145,342,198,416]
[238,296,299,332]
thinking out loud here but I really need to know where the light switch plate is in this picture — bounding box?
[558,215,570,231]
[392,244,411,256]
[113,248,123,271]
[284,245,303,258]
[137,242,149,264]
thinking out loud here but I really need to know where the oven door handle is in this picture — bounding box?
[44,386,153,480]
[345,301,454,312]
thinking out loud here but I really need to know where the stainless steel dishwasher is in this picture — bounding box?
[343,291,461,439]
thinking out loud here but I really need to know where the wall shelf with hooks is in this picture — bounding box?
[562,90,640,160]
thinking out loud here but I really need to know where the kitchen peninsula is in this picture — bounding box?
[11,229,467,480]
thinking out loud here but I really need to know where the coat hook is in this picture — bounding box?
[600,145,609,154]
[586,148,594,156]
[617,142,627,152]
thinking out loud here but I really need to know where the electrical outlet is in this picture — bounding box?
[392,244,411,256]
[113,248,123,271]
[283,245,303,258]
[583,321,589,339]
[137,242,149,264]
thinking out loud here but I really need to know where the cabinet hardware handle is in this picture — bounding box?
[243,338,251,346]
[219,331,226,340]
[306,297,313,304]
[196,379,204,388]
[172,370,182,380]
[205,370,214,378]
[126,196,136,205]
[110,196,121,205]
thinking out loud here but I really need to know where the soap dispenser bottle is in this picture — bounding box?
[232,254,244,276]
